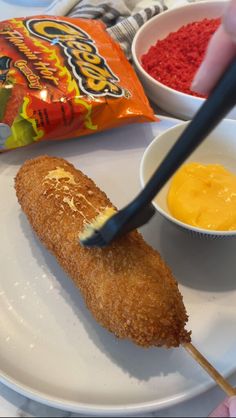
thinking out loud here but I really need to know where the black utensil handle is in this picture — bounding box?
[136,57,236,207]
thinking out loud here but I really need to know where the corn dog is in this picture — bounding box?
[15,156,191,348]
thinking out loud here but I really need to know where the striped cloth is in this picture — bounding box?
[45,0,193,59]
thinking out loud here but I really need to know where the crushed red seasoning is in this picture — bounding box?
[141,18,221,97]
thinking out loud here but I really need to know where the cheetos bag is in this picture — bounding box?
[0,16,155,151]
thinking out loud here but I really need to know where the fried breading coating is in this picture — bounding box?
[15,156,191,348]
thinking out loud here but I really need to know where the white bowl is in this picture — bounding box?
[140,119,236,239]
[132,0,236,120]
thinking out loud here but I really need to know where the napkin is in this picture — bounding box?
[45,0,193,58]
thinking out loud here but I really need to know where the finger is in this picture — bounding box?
[209,398,230,417]
[223,0,236,41]
[191,25,236,95]
[228,396,236,416]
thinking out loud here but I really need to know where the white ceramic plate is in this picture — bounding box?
[0,116,236,416]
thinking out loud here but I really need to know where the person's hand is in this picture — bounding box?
[192,0,236,95]
[209,396,236,417]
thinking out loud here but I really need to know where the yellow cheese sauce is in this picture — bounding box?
[44,167,76,184]
[79,207,116,241]
[167,162,236,231]
[43,166,116,237]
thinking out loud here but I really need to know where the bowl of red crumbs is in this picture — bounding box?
[132,0,236,120]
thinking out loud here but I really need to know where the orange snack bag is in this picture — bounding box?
[0,16,155,151]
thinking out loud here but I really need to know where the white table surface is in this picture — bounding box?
[0,1,235,417]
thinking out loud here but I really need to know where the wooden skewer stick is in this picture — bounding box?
[183,343,236,397]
